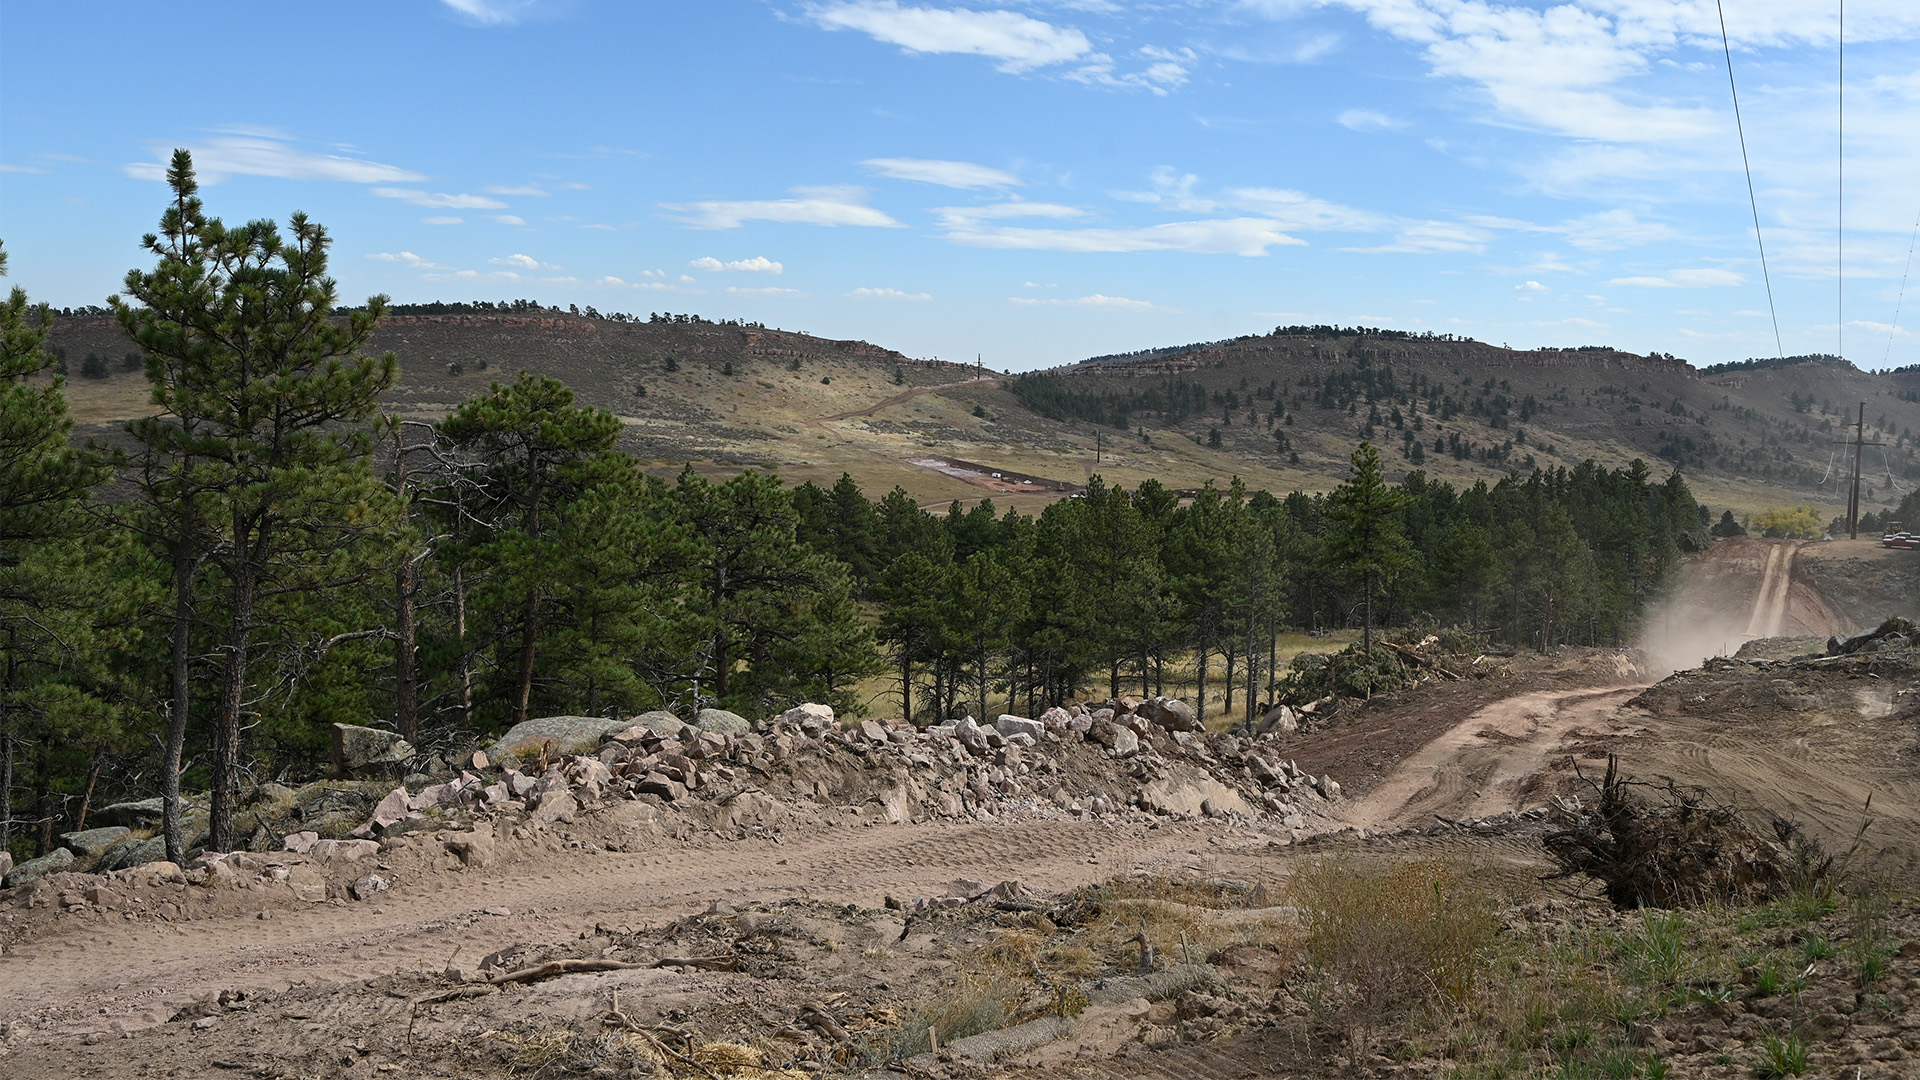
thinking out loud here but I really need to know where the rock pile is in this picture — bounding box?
[1,696,1344,894]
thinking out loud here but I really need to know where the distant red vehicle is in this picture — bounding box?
[1882,532,1919,549]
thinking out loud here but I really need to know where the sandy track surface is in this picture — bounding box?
[1,816,1244,1036]
[1336,684,1650,829]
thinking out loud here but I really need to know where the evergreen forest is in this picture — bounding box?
[1,153,1712,868]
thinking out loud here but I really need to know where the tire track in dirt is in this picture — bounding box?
[0,817,1219,1032]
[1336,684,1649,830]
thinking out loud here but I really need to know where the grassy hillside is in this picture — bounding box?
[1017,328,1920,518]
[41,311,1920,518]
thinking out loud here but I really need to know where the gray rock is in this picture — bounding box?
[533,787,578,824]
[619,710,687,740]
[283,831,320,854]
[636,773,688,801]
[693,708,751,734]
[859,719,890,743]
[3,848,75,888]
[60,826,132,858]
[995,714,1046,742]
[1136,776,1252,818]
[487,715,631,762]
[1139,697,1200,733]
[443,828,495,868]
[772,703,834,729]
[350,873,390,901]
[1256,704,1298,734]
[91,798,166,829]
[331,723,416,778]
[1108,726,1140,756]
[310,839,380,862]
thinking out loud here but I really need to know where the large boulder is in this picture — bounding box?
[60,826,131,859]
[487,715,629,762]
[693,708,751,734]
[1138,697,1200,733]
[91,798,166,829]
[331,723,416,778]
[1136,777,1252,819]
[3,847,75,888]
[623,710,688,739]
[996,714,1046,742]
[772,703,834,729]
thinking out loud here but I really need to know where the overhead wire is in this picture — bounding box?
[1838,0,1845,363]
[1886,207,1920,367]
[1715,0,1785,358]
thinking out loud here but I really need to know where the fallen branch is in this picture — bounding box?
[1381,640,1461,679]
[488,953,739,985]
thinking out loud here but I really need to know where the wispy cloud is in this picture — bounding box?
[725,285,804,296]
[484,183,549,196]
[489,253,560,270]
[804,1,1090,73]
[1066,45,1194,95]
[440,0,547,26]
[690,255,784,273]
[1009,293,1158,310]
[423,216,465,226]
[862,157,1020,188]
[366,251,449,269]
[949,216,1307,255]
[662,186,903,229]
[1345,220,1492,254]
[1337,108,1404,132]
[1607,268,1745,287]
[490,214,528,226]
[1514,280,1550,293]
[125,135,425,184]
[373,187,509,209]
[848,287,932,300]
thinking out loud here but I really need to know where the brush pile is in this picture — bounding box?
[1541,755,1827,909]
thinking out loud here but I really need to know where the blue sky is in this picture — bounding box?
[3,1,1918,371]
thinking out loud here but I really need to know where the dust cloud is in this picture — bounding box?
[1635,539,1846,676]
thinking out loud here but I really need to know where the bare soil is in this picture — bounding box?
[8,546,1920,1078]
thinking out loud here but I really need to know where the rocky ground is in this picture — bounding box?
[6,627,1920,1078]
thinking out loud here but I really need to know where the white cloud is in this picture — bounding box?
[1345,220,1492,254]
[366,251,449,269]
[1515,280,1550,293]
[662,186,903,229]
[725,286,803,296]
[125,136,425,185]
[949,216,1306,255]
[490,253,560,270]
[372,187,509,209]
[862,157,1021,188]
[1467,208,1677,252]
[934,201,1088,227]
[490,214,528,226]
[1337,108,1405,132]
[0,163,48,174]
[690,255,785,273]
[1009,293,1157,310]
[1066,45,1195,95]
[848,287,933,300]
[484,184,549,196]
[804,1,1091,73]
[423,216,465,226]
[1607,268,1746,287]
[440,0,546,26]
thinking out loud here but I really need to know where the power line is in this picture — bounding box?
[1715,0,1785,358]
[1886,206,1920,367]
[1839,0,1845,363]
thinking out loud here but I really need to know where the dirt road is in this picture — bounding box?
[1,816,1243,1038]
[1337,683,1650,829]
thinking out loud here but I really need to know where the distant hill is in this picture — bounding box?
[39,310,1920,518]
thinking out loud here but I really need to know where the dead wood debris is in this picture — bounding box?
[1542,754,1831,909]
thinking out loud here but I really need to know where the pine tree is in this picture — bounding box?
[0,241,114,858]
[438,373,622,727]
[1322,443,1414,654]
[114,151,401,852]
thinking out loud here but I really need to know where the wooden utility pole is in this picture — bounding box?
[1843,401,1883,539]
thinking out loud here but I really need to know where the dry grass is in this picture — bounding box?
[1288,856,1499,1052]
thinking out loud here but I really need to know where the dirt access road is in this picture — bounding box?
[1,816,1254,1038]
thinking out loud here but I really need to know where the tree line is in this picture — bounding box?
[3,152,1709,869]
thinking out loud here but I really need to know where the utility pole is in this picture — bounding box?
[1095,428,1103,466]
[1843,401,1883,539]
